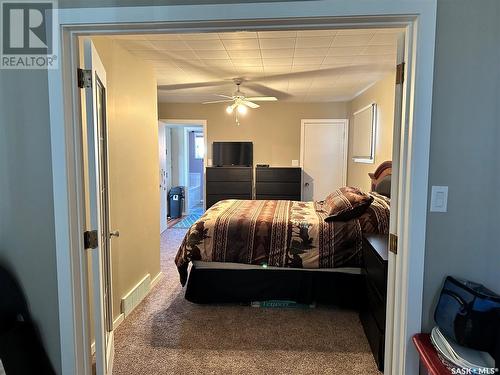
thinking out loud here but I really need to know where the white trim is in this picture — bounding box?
[300,119,349,200]
[47,5,436,375]
[112,313,124,331]
[160,119,208,212]
[150,271,163,289]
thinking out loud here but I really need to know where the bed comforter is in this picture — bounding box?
[175,193,390,285]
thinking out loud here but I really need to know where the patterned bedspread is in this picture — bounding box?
[175,195,390,285]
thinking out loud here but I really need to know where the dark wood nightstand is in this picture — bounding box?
[360,233,389,371]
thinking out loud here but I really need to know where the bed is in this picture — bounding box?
[175,161,392,305]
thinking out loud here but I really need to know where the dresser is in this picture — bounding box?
[360,233,389,371]
[255,167,301,201]
[205,167,253,209]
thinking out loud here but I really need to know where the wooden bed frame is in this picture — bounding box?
[184,161,392,306]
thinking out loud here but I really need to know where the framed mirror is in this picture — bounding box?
[352,103,377,163]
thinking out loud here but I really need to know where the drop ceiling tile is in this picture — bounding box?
[296,29,337,37]
[259,38,296,50]
[261,49,294,58]
[293,56,324,65]
[194,49,230,59]
[222,38,260,50]
[117,40,155,50]
[150,40,190,50]
[332,34,374,47]
[231,58,263,67]
[185,40,225,50]
[335,29,375,36]
[227,50,261,59]
[262,58,293,66]
[161,50,199,60]
[369,32,399,45]
[291,65,318,72]
[258,30,297,38]
[234,66,264,75]
[219,31,258,39]
[362,45,396,55]
[201,59,234,67]
[178,33,220,40]
[327,46,365,56]
[296,36,333,48]
[352,54,396,65]
[263,65,292,74]
[322,56,353,65]
[294,48,328,57]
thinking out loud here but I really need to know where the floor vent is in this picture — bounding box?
[121,274,151,317]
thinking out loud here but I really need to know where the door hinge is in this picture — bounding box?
[84,230,98,249]
[77,68,92,89]
[395,62,405,85]
[389,233,398,254]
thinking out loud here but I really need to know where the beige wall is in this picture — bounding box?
[92,37,161,321]
[159,102,348,167]
[346,73,395,191]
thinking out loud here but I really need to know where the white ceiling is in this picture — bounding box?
[114,28,401,103]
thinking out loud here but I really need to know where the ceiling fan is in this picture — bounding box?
[201,79,277,114]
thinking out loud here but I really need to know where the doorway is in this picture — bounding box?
[300,119,348,201]
[49,6,437,375]
[158,120,207,230]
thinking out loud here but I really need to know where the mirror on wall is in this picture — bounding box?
[352,103,377,164]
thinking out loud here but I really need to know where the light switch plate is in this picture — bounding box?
[430,186,448,212]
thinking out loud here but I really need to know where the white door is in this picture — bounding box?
[82,39,115,375]
[300,119,348,201]
[384,30,407,375]
[165,127,172,215]
[158,124,168,233]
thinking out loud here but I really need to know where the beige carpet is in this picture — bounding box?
[112,229,380,375]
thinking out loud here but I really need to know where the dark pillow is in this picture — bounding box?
[375,175,391,198]
[323,187,374,222]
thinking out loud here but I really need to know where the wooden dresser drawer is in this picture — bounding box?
[256,167,301,182]
[363,235,388,300]
[254,182,301,196]
[206,194,251,208]
[206,181,252,195]
[206,167,252,181]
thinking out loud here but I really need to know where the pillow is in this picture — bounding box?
[374,174,391,198]
[323,187,374,222]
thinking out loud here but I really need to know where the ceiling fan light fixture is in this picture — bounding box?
[237,104,247,115]
[226,105,234,114]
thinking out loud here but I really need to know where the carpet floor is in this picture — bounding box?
[112,228,380,375]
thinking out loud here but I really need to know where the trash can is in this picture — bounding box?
[168,186,184,219]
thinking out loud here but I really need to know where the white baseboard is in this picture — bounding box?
[113,313,124,330]
[150,271,163,288]
[121,274,151,317]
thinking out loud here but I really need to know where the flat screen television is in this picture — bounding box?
[212,142,253,167]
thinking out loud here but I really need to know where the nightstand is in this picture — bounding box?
[360,233,389,371]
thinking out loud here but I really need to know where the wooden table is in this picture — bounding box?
[413,333,452,375]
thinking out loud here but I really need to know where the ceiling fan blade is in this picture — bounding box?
[245,96,278,102]
[202,99,234,104]
[216,94,234,99]
[158,80,229,91]
[241,100,260,109]
[244,82,291,100]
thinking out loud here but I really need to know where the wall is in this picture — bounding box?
[422,0,500,330]
[0,70,61,373]
[159,102,348,166]
[346,73,395,191]
[91,37,161,321]
[188,131,204,200]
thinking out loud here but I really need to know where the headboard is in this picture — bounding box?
[369,161,392,196]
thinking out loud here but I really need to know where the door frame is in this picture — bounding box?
[47,3,437,375]
[299,119,349,200]
[160,119,208,213]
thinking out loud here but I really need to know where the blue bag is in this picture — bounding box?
[434,276,500,354]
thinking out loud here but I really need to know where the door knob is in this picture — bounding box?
[304,182,310,187]
[110,230,120,238]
